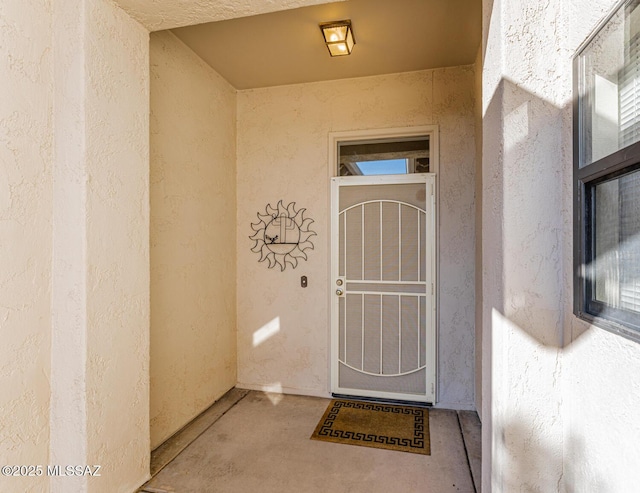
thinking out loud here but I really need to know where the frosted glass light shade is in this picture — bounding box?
[320,20,355,56]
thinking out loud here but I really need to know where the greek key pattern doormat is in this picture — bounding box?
[310,399,430,455]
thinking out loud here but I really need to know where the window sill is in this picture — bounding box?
[575,310,640,344]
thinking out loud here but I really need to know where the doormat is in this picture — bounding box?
[310,399,430,455]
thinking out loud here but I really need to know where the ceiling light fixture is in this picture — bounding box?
[319,20,355,57]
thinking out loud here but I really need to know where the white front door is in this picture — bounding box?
[330,174,436,403]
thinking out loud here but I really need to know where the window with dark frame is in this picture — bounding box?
[574,0,640,341]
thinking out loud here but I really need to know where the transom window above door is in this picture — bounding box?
[338,137,430,176]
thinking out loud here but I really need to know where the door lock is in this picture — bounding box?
[336,279,343,286]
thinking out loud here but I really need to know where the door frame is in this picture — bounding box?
[327,125,440,403]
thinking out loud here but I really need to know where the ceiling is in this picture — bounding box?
[114,0,338,31]
[171,0,482,90]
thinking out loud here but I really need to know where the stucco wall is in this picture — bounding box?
[149,31,238,449]
[482,0,567,489]
[236,68,476,409]
[562,324,640,491]
[561,0,640,491]
[83,2,150,491]
[482,0,640,491]
[3,0,150,491]
[474,47,483,419]
[114,0,343,31]
[51,0,90,490]
[53,1,150,491]
[0,1,53,492]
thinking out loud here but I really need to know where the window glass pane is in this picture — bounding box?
[592,168,640,315]
[355,159,408,175]
[338,137,429,176]
[579,0,640,167]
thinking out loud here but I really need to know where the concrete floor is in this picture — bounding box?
[140,389,481,493]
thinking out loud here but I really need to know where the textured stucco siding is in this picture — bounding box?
[51,0,90,490]
[0,0,53,492]
[562,325,640,491]
[434,66,477,409]
[114,0,343,31]
[474,47,483,419]
[149,30,238,449]
[561,1,640,491]
[3,0,151,490]
[482,0,640,491]
[83,1,150,492]
[482,0,567,489]
[236,68,476,409]
[52,0,151,491]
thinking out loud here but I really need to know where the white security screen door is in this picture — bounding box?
[330,174,436,403]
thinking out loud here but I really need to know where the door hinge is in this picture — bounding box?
[431,283,434,295]
[431,184,434,196]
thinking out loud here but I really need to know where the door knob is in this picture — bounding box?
[336,289,344,296]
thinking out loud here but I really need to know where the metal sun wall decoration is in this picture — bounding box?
[250,200,317,271]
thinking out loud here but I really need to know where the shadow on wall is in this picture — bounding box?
[562,434,607,493]
[499,419,606,493]
[486,75,634,350]
[484,76,593,350]
[498,418,561,492]
[483,77,605,490]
